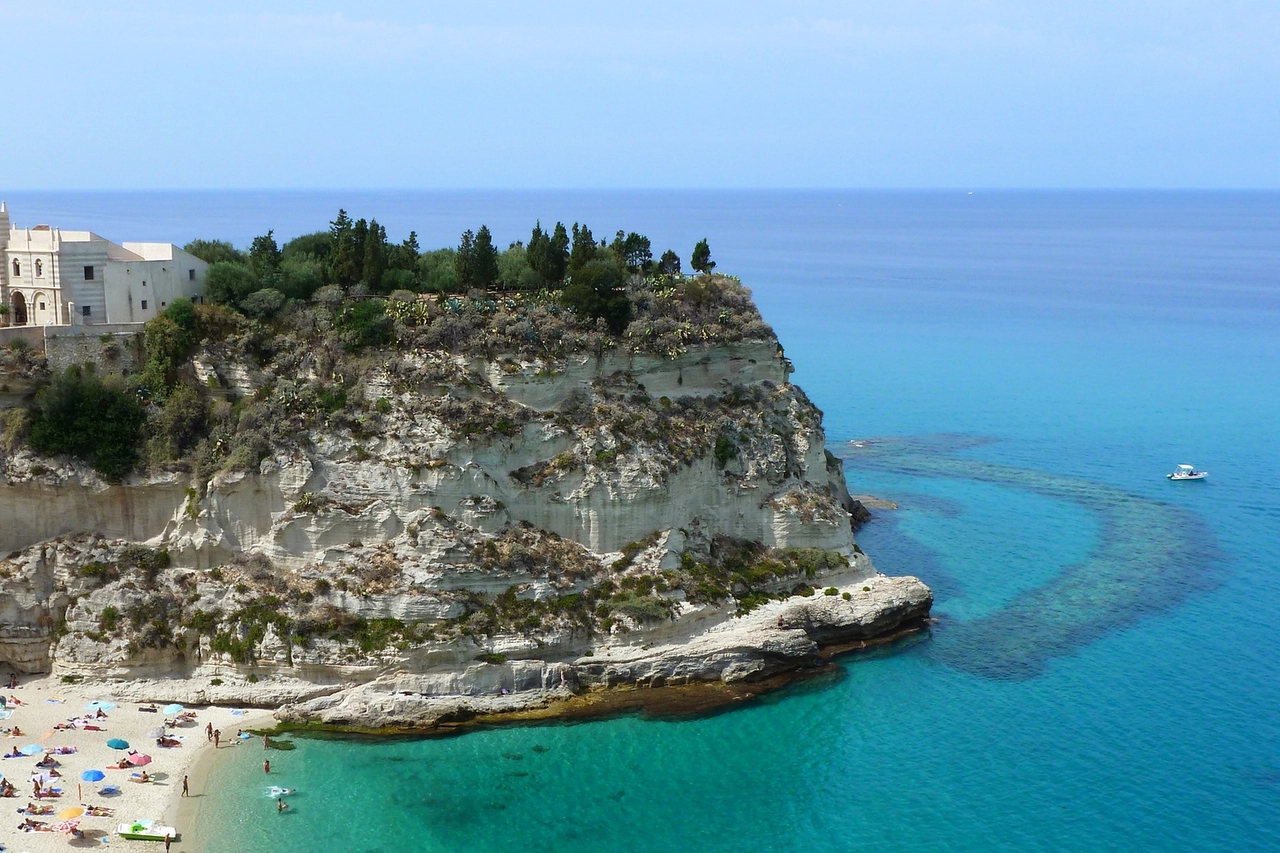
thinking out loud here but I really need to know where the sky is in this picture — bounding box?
[2,1,1278,189]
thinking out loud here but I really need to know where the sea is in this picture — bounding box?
[7,190,1278,852]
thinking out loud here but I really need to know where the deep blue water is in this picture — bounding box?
[9,191,1278,851]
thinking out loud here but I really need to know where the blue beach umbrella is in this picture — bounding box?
[162,704,184,714]
[19,744,44,756]
[81,769,106,782]
[106,738,129,750]
[85,701,117,712]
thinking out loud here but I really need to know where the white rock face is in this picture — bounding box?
[0,340,932,726]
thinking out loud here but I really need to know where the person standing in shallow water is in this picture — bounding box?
[213,729,220,748]
[264,758,270,774]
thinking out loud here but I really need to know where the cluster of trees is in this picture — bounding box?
[185,211,717,329]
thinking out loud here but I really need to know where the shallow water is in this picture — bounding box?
[12,190,1279,851]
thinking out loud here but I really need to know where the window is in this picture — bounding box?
[188,269,196,281]
[11,259,18,276]
[38,302,46,310]
[141,300,148,310]
[81,305,91,317]
[142,281,147,287]
[34,260,43,277]
[161,301,167,307]
[84,265,95,281]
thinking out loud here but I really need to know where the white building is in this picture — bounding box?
[0,202,207,327]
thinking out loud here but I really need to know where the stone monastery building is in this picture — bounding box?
[0,202,207,327]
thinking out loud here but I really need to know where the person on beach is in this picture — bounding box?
[264,758,270,774]
[182,775,189,797]
[206,722,213,742]
[214,729,221,748]
[165,832,172,852]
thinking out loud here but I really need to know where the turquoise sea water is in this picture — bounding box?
[9,191,1279,851]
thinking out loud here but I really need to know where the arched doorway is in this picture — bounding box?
[10,292,27,326]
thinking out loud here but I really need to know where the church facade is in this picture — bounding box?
[0,202,208,327]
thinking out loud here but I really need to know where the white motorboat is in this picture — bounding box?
[1167,464,1207,481]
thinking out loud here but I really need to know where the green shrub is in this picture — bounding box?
[335,299,394,351]
[28,366,146,480]
[714,435,737,469]
[246,673,259,683]
[99,606,120,632]
[842,592,852,601]
[210,677,224,686]
[824,587,838,596]
[476,652,507,665]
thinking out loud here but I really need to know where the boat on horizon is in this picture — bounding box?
[1167,464,1207,481]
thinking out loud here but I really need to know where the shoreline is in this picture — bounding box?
[165,617,929,853]
[0,675,271,853]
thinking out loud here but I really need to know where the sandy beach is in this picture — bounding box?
[1,675,273,853]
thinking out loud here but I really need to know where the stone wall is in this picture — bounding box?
[43,324,144,375]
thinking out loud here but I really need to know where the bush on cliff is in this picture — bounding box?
[28,366,146,480]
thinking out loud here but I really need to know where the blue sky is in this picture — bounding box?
[4,1,1277,189]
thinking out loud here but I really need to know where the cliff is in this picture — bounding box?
[0,277,930,728]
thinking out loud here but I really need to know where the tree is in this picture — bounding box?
[184,239,247,266]
[362,219,387,290]
[611,231,653,273]
[659,249,681,276]
[248,230,282,284]
[569,223,597,276]
[691,238,715,275]
[204,262,259,305]
[471,225,499,288]
[455,230,475,288]
[561,259,632,333]
[330,210,359,287]
[498,243,539,291]
[549,222,570,282]
[28,366,147,481]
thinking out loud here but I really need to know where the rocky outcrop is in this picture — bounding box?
[276,575,931,730]
[0,324,931,728]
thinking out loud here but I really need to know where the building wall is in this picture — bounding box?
[53,241,109,323]
[102,249,207,324]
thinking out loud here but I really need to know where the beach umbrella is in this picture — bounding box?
[162,703,184,714]
[81,769,106,782]
[19,743,44,755]
[52,817,81,833]
[127,753,153,766]
[106,739,129,750]
[58,806,85,820]
[145,727,166,739]
[85,701,116,712]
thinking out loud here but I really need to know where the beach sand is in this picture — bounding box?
[1,675,274,853]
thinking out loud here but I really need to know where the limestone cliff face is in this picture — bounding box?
[0,331,930,726]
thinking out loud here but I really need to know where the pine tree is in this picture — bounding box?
[549,222,570,283]
[329,210,356,287]
[691,238,715,275]
[455,229,475,287]
[361,220,387,290]
[472,225,499,288]
[527,221,550,284]
[570,223,596,276]
[659,249,681,276]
